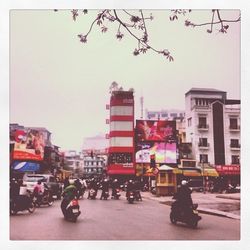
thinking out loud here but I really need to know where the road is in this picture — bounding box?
[10,192,240,240]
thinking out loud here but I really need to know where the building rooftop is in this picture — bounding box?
[185,88,226,96]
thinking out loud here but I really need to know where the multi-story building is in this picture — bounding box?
[107,88,135,179]
[83,155,106,177]
[185,88,240,183]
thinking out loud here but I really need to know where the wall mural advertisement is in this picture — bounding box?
[12,129,45,161]
[135,120,177,164]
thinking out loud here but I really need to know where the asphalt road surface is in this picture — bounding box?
[10,192,240,240]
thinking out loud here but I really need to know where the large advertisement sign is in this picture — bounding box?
[135,141,177,163]
[135,120,177,164]
[12,129,45,161]
[136,120,176,142]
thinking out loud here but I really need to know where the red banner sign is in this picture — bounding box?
[215,165,240,175]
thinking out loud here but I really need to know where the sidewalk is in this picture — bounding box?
[141,191,240,220]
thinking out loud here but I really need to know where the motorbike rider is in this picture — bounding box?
[10,178,20,202]
[87,178,98,199]
[126,179,135,198]
[111,179,119,198]
[61,179,78,217]
[100,178,109,200]
[174,180,194,217]
[134,179,142,201]
[74,178,82,199]
[33,180,45,203]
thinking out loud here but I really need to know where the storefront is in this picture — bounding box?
[215,165,240,186]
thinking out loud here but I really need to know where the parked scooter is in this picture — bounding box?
[170,202,202,228]
[10,190,36,215]
[64,198,81,222]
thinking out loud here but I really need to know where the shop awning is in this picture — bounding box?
[215,165,240,175]
[202,168,219,177]
[173,167,219,177]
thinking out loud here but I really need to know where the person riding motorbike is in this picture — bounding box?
[126,179,135,198]
[87,178,98,199]
[111,179,119,198]
[134,180,142,201]
[33,180,45,203]
[61,179,78,217]
[173,180,194,217]
[100,178,109,200]
[74,178,82,199]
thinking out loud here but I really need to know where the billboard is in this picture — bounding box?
[135,141,177,164]
[12,129,45,161]
[135,120,177,164]
[135,120,176,142]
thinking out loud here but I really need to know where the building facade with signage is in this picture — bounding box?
[107,89,135,178]
[185,88,240,184]
[10,124,55,177]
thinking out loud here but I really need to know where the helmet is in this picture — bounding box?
[181,180,188,186]
[69,179,75,185]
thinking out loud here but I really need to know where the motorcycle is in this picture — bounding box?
[134,190,142,201]
[34,187,54,207]
[10,191,36,215]
[64,198,81,222]
[127,191,135,204]
[112,188,121,200]
[101,190,109,200]
[88,188,97,199]
[170,201,202,228]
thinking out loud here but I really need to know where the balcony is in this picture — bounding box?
[198,143,209,149]
[229,125,240,132]
[230,144,241,151]
[197,124,209,131]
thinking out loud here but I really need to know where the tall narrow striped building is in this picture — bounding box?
[107,89,135,177]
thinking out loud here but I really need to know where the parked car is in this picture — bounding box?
[188,179,204,192]
[23,174,63,199]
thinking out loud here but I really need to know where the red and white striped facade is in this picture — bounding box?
[107,90,135,175]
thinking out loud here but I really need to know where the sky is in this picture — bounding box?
[10,9,241,151]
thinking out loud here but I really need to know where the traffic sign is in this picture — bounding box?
[153,167,159,175]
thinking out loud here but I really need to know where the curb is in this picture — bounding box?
[216,195,240,201]
[142,194,240,220]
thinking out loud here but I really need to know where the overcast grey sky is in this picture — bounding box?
[10,9,240,151]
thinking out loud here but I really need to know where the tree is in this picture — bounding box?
[55,9,240,62]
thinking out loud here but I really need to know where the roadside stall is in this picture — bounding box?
[156,165,177,196]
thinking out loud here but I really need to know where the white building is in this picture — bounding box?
[185,88,240,168]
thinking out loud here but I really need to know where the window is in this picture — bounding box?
[188,118,192,127]
[170,113,177,118]
[199,138,208,147]
[161,113,168,118]
[200,154,208,163]
[108,153,133,164]
[230,139,240,148]
[198,117,207,128]
[232,155,240,164]
[168,173,173,184]
[230,118,238,129]
[160,173,166,183]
